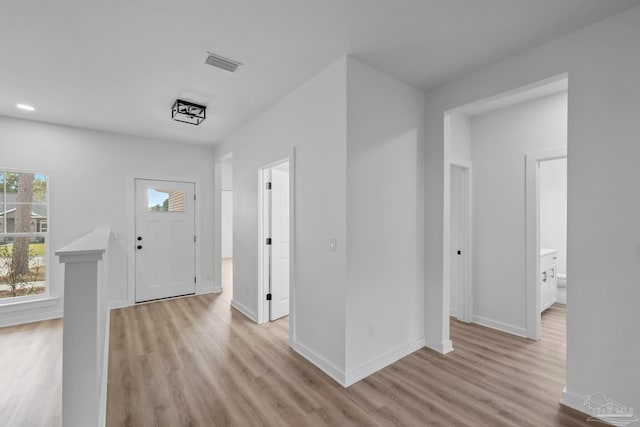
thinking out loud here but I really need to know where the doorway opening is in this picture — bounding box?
[134,178,196,303]
[526,150,567,341]
[449,160,473,323]
[443,74,569,345]
[219,155,233,298]
[258,159,291,324]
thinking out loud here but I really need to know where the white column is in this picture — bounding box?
[56,229,110,427]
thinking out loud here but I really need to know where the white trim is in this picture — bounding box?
[425,338,454,354]
[108,300,130,310]
[126,174,203,306]
[345,337,426,387]
[525,147,567,340]
[257,167,270,324]
[449,157,472,169]
[292,339,346,387]
[230,299,257,322]
[288,147,297,347]
[0,296,58,313]
[196,286,218,295]
[0,308,62,328]
[561,388,590,417]
[448,162,473,324]
[257,154,295,325]
[472,315,528,338]
[99,308,111,427]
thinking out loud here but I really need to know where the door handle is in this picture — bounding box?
[137,236,142,241]
[137,245,143,250]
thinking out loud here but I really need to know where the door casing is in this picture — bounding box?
[125,174,203,308]
[257,150,296,339]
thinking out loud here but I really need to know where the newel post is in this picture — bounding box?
[56,229,110,427]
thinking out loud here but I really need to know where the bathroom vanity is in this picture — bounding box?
[540,248,559,312]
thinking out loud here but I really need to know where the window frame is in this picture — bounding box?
[0,168,50,304]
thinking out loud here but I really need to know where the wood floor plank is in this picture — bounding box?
[0,291,592,426]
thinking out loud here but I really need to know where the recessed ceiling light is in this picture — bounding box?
[16,104,35,111]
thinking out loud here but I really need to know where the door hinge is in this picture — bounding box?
[266,293,272,301]
[194,235,197,243]
[194,194,196,201]
[266,237,272,245]
[194,276,197,283]
[266,182,272,190]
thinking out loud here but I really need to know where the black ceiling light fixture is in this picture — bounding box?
[172,99,206,125]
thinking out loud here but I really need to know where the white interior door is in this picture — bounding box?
[450,166,464,318]
[269,163,290,321]
[135,179,196,302]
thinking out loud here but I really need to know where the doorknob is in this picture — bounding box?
[137,245,143,250]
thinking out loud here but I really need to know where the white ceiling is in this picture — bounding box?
[1,1,638,145]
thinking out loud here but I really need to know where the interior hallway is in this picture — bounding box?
[105,296,586,426]
[0,288,582,426]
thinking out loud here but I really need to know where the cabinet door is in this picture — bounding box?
[549,267,558,303]
[540,270,550,312]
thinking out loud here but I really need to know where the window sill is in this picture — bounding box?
[0,296,59,314]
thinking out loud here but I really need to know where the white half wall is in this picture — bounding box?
[470,92,567,331]
[0,117,215,324]
[345,58,425,377]
[425,5,640,415]
[214,57,348,374]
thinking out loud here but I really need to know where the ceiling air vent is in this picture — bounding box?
[204,52,242,73]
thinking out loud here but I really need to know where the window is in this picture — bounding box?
[0,171,48,300]
[148,189,185,213]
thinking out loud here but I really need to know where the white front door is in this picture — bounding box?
[135,179,196,302]
[269,164,290,321]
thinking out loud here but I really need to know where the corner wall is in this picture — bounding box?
[213,57,349,377]
[425,5,640,415]
[345,58,425,383]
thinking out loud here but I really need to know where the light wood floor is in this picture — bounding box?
[0,300,588,426]
[105,297,589,427]
[0,318,62,427]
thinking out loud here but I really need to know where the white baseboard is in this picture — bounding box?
[0,309,63,328]
[472,315,527,338]
[292,339,346,386]
[230,299,257,322]
[196,285,218,295]
[99,309,111,427]
[345,336,426,387]
[561,387,587,414]
[425,338,454,354]
[557,288,567,305]
[108,300,130,310]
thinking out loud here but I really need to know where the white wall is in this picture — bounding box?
[447,112,471,162]
[213,58,348,376]
[540,158,567,277]
[0,117,215,325]
[345,58,425,380]
[425,6,640,414]
[470,92,567,331]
